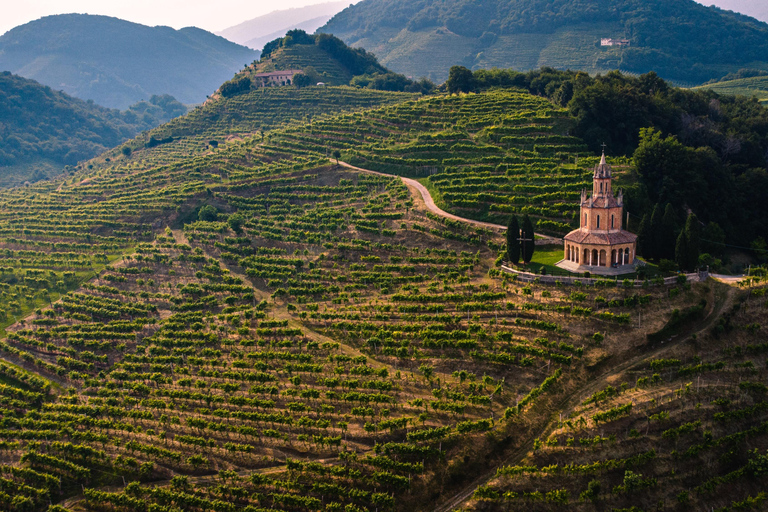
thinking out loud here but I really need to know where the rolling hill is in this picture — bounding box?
[694,72,768,104]
[0,14,258,109]
[219,30,433,93]
[0,72,187,186]
[319,0,768,84]
[0,67,763,512]
[217,1,350,50]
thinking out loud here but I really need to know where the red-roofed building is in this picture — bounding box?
[252,70,304,87]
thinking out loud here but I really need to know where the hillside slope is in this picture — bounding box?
[220,31,433,93]
[319,0,768,84]
[0,14,258,109]
[0,72,186,186]
[217,1,349,50]
[0,79,763,512]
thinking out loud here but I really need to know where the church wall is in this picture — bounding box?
[580,205,624,231]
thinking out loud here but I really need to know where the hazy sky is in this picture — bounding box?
[1,0,764,38]
[0,0,353,36]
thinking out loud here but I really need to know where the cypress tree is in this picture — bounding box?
[522,214,535,263]
[506,216,520,265]
[684,213,701,271]
[661,203,678,260]
[675,229,688,271]
[648,204,663,260]
[637,213,650,257]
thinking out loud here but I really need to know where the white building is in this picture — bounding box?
[252,70,304,87]
[601,38,630,47]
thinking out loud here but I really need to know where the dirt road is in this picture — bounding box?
[334,161,562,244]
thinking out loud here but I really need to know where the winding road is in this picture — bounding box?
[334,161,562,245]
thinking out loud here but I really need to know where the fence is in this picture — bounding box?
[500,265,709,287]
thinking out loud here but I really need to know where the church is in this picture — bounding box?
[556,151,638,275]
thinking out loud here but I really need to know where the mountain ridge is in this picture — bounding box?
[319,0,768,84]
[0,14,257,109]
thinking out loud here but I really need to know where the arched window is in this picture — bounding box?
[611,215,614,229]
[600,183,603,193]
[597,215,600,229]
[584,213,587,227]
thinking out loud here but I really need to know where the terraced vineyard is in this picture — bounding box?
[267,90,614,234]
[0,82,763,512]
[83,86,418,178]
[464,282,768,511]
[694,76,768,105]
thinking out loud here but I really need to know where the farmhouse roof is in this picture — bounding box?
[253,70,303,78]
[564,229,638,245]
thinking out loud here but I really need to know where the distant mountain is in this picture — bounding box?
[319,0,768,84]
[218,2,349,50]
[700,0,768,23]
[0,14,258,109]
[0,72,186,186]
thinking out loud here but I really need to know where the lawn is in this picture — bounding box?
[509,244,662,279]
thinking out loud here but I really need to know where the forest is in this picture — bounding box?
[0,72,187,182]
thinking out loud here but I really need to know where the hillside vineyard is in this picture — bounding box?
[0,84,765,512]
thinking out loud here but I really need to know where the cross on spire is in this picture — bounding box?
[601,142,607,153]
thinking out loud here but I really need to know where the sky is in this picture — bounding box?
[1,0,765,38]
[0,0,353,36]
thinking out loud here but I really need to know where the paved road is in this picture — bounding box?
[334,160,562,245]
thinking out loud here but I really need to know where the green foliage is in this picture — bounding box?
[0,73,186,184]
[321,0,768,84]
[522,214,535,263]
[506,216,520,265]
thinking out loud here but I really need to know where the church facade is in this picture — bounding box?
[556,152,638,275]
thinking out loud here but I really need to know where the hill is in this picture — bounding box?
[0,72,187,187]
[217,1,349,50]
[0,14,258,109]
[694,71,768,104]
[0,74,762,512]
[220,30,434,93]
[319,0,768,84]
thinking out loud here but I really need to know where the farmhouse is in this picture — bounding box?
[556,151,638,275]
[601,38,630,47]
[252,70,304,87]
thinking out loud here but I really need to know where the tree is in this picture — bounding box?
[228,213,245,233]
[332,150,341,165]
[637,213,650,257]
[293,73,313,88]
[676,214,701,271]
[446,66,475,94]
[675,229,688,272]
[506,216,520,265]
[660,203,678,260]
[702,222,725,258]
[646,203,664,261]
[198,205,218,222]
[522,214,535,263]
[684,214,701,271]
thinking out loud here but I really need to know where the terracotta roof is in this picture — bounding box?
[583,196,620,208]
[564,228,638,245]
[253,70,303,78]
